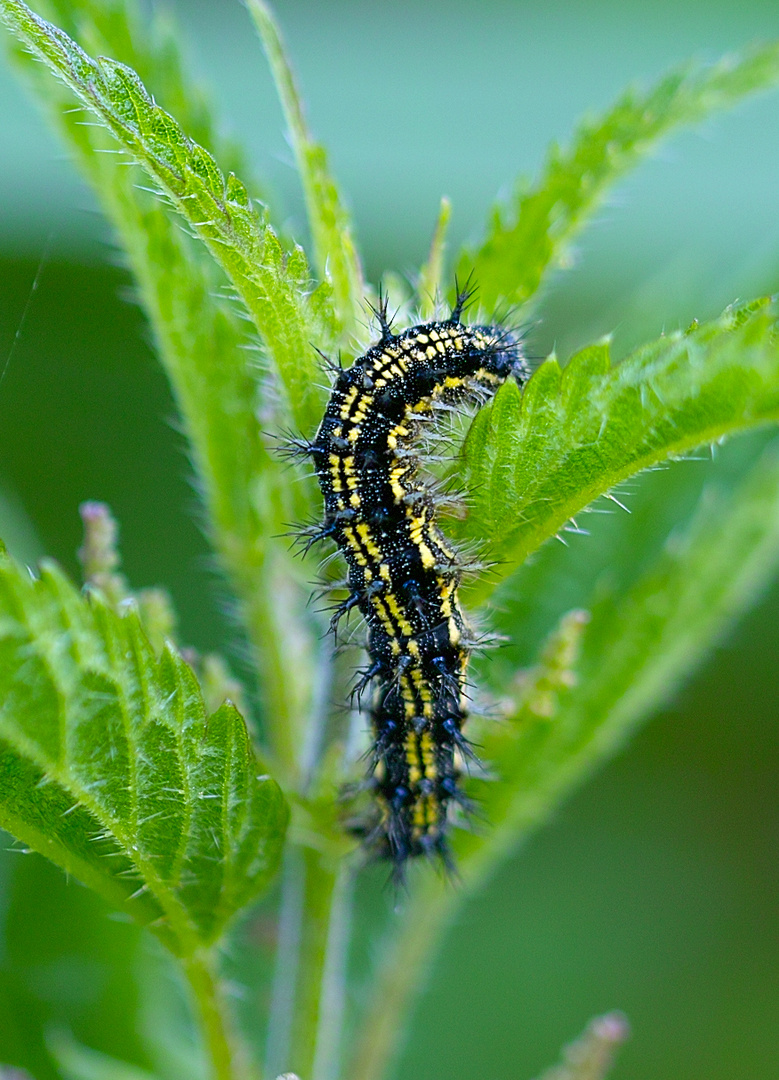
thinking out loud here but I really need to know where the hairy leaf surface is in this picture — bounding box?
[457,299,779,601]
[30,0,249,173]
[0,553,288,951]
[465,438,779,875]
[0,0,334,434]
[2,0,322,774]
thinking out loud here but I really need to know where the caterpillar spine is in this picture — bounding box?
[306,289,528,875]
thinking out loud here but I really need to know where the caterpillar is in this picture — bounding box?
[299,286,528,875]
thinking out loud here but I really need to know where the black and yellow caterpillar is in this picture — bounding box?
[300,288,527,873]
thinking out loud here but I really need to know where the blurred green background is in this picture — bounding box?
[0,1,778,1078]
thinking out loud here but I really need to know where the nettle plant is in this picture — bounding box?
[1,1,779,1079]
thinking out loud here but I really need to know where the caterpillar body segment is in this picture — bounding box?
[310,307,528,874]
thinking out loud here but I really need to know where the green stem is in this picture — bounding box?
[266,845,354,1080]
[183,948,245,1080]
[232,547,313,786]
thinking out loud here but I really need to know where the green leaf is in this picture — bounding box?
[459,42,779,312]
[2,0,323,777]
[0,0,334,434]
[0,552,288,953]
[28,0,249,175]
[459,439,779,881]
[247,0,364,337]
[457,299,779,601]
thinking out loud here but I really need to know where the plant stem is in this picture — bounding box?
[235,547,312,785]
[183,948,245,1080]
[266,844,355,1080]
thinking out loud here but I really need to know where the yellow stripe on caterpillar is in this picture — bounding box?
[308,288,527,877]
